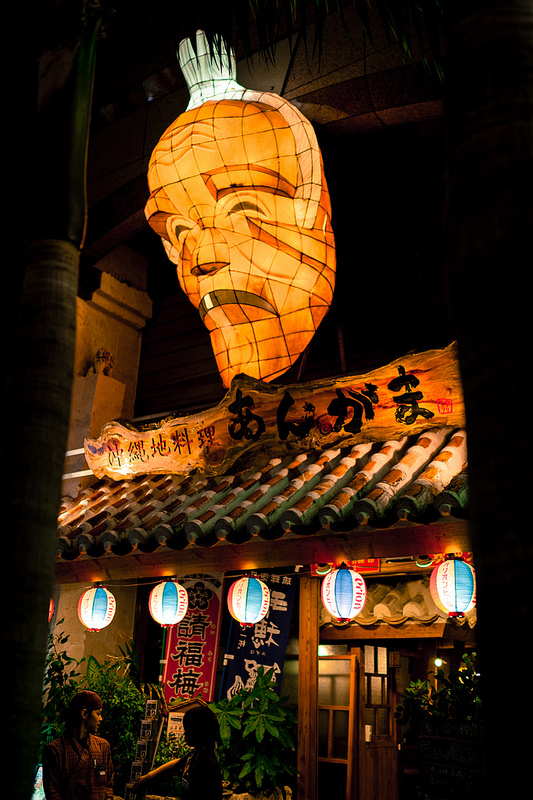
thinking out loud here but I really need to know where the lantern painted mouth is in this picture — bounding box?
[198,290,277,322]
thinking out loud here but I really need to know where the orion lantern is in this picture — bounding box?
[227,576,270,627]
[78,585,116,631]
[321,563,367,623]
[429,554,476,617]
[149,579,189,627]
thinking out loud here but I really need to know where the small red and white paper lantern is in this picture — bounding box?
[429,554,476,617]
[227,576,270,627]
[149,579,189,627]
[321,563,367,623]
[78,585,116,631]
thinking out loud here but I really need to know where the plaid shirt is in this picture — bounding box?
[42,733,114,800]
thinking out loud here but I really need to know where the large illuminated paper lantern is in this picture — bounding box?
[430,555,476,617]
[145,31,336,388]
[149,579,189,627]
[227,576,270,627]
[321,563,367,623]
[78,586,116,631]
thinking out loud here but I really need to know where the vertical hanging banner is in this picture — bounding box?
[221,570,297,699]
[162,574,223,704]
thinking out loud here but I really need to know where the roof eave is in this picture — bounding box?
[54,518,470,584]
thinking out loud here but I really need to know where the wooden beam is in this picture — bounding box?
[54,520,470,584]
[297,576,319,800]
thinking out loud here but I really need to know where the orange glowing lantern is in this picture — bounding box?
[78,586,116,631]
[48,598,54,623]
[429,554,476,617]
[145,31,336,388]
[321,563,367,623]
[227,576,270,627]
[149,579,189,627]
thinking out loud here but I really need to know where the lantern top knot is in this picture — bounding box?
[178,30,246,111]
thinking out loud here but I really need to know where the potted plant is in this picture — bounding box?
[395,653,484,799]
[209,666,297,799]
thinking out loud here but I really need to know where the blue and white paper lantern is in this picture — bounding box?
[78,586,116,631]
[321,563,367,623]
[227,576,270,627]
[430,555,476,617]
[149,579,189,627]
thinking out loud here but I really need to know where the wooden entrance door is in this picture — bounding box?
[317,654,358,798]
[357,644,398,800]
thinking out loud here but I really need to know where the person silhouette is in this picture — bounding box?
[132,705,222,800]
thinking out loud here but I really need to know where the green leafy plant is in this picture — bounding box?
[395,653,482,738]
[40,622,86,752]
[40,627,164,796]
[209,666,296,797]
[83,654,148,777]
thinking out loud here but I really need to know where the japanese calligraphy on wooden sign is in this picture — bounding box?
[161,574,223,704]
[85,343,464,481]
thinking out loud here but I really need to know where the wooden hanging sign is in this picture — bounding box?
[84,342,464,481]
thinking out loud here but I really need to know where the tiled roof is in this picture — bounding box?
[57,427,468,571]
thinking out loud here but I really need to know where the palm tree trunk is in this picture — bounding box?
[446,1,533,794]
[3,240,79,800]
[3,17,99,800]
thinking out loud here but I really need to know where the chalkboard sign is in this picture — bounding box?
[419,720,485,799]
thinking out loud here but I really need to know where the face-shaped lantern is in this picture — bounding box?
[145,32,336,387]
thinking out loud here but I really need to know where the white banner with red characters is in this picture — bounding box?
[161,574,223,704]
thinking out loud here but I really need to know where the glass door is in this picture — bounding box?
[318,654,357,798]
[363,644,392,739]
[360,644,399,800]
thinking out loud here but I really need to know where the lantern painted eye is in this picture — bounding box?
[217,190,269,220]
[228,200,263,215]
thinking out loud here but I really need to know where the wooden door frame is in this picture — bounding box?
[297,575,319,800]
